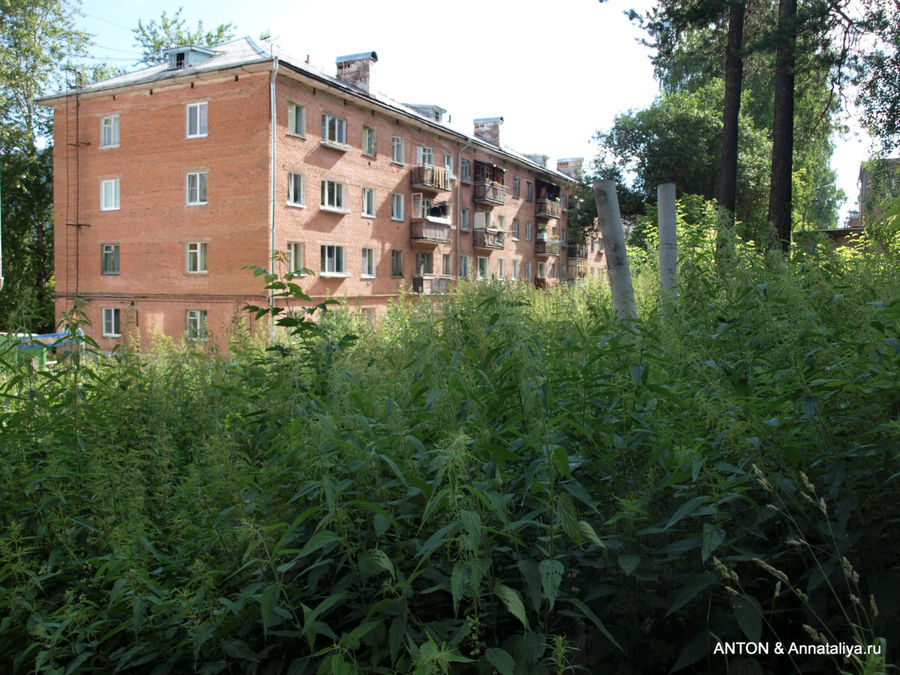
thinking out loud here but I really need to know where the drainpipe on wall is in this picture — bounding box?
[456,139,472,283]
[269,57,279,342]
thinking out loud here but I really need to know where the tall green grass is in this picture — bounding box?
[1,210,898,673]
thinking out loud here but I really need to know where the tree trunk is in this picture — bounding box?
[718,1,746,218]
[768,0,797,252]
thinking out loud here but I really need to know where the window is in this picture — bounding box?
[321,113,347,145]
[288,172,306,206]
[362,247,376,277]
[551,262,558,278]
[186,242,207,273]
[288,102,306,136]
[512,218,520,240]
[442,253,451,276]
[102,308,121,337]
[513,176,520,198]
[512,259,519,280]
[100,179,119,211]
[525,221,533,241]
[102,244,119,275]
[498,259,505,279]
[460,159,471,182]
[526,181,533,201]
[415,252,433,275]
[362,187,376,217]
[416,146,434,166]
[525,261,532,280]
[391,193,404,221]
[186,172,207,205]
[498,215,505,232]
[391,250,403,276]
[363,126,376,156]
[392,135,405,164]
[459,255,471,278]
[444,152,454,175]
[320,244,347,275]
[538,262,547,278]
[561,229,567,244]
[460,208,470,231]
[186,309,207,340]
[289,242,305,274]
[412,194,434,219]
[186,102,208,138]
[100,115,119,148]
[477,257,489,279]
[320,180,347,211]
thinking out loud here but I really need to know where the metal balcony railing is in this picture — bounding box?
[410,220,451,244]
[472,228,505,250]
[534,239,560,257]
[473,181,506,206]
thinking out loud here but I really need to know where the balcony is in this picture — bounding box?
[473,228,505,250]
[412,276,451,295]
[473,181,506,206]
[410,220,452,245]
[536,199,562,220]
[410,164,451,192]
[567,244,588,259]
[535,238,560,257]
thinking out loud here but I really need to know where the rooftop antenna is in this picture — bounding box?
[259,31,277,57]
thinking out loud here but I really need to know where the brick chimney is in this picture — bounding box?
[336,51,378,92]
[473,117,503,146]
[556,158,584,179]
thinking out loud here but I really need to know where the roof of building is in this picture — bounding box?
[38,37,574,184]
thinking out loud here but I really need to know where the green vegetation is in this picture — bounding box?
[2,204,898,673]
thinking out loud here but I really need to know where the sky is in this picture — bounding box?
[75,0,872,224]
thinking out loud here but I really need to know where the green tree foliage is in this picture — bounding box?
[132,8,235,65]
[856,0,900,152]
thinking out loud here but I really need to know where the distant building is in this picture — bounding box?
[39,38,603,348]
[858,157,900,227]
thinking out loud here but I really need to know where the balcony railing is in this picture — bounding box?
[567,244,588,259]
[410,220,451,244]
[536,199,562,219]
[472,228,505,250]
[412,276,451,295]
[535,239,560,257]
[473,181,506,206]
[410,164,451,191]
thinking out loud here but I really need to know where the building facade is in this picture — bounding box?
[41,38,604,349]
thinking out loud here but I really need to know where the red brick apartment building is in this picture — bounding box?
[40,38,605,349]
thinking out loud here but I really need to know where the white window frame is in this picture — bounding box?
[362,187,376,218]
[391,250,403,276]
[287,172,306,207]
[416,145,434,166]
[391,193,404,221]
[288,102,306,137]
[102,307,121,338]
[186,172,207,206]
[102,243,119,275]
[415,252,433,275]
[288,241,306,275]
[186,241,208,273]
[513,176,520,198]
[186,309,208,341]
[363,126,376,157]
[498,259,505,279]
[498,215,506,232]
[512,218,520,240]
[459,255,471,279]
[320,180,348,213]
[362,247,376,278]
[100,115,119,148]
[512,259,519,280]
[460,208,470,231]
[525,221,533,241]
[412,193,434,220]
[460,159,471,183]
[321,113,348,147]
[538,261,547,278]
[525,261,533,280]
[186,102,208,138]
[477,257,489,280]
[100,179,120,211]
[320,244,348,277]
[442,253,451,276]
[526,182,533,201]
[392,135,405,164]
[444,152,454,176]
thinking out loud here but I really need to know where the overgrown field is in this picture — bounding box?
[2,219,899,673]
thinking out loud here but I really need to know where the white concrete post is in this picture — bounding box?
[658,183,677,299]
[592,180,637,324]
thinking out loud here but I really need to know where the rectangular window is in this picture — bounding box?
[186,309,207,340]
[363,126,376,156]
[513,176,520,198]
[100,179,119,211]
[391,193,404,221]
[186,242,207,273]
[100,115,119,148]
[561,229,567,244]
[460,159,471,182]
[391,250,403,276]
[461,208,470,231]
[416,145,434,166]
[442,253,451,276]
[498,259,505,279]
[498,215,505,232]
[362,187,376,217]
[459,255,470,279]
[362,247,376,277]
[551,262,558,278]
[287,172,305,206]
[477,257,488,279]
[525,221,533,241]
[321,113,347,145]
[525,261,533,280]
[102,243,119,274]
[538,261,547,278]
[444,152,454,175]
[186,172,207,205]
[186,102,208,138]
[512,259,519,280]
[102,307,121,337]
[415,252,433,275]
[392,135,405,164]
[512,218,519,240]
[320,244,347,275]
[320,180,347,211]
[412,193,434,219]
[288,102,306,136]
[289,241,305,274]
